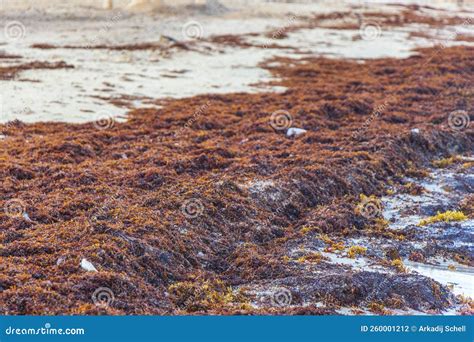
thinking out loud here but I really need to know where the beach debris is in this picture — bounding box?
[286,127,307,137]
[81,258,98,272]
[22,212,32,222]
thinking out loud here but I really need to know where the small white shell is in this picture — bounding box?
[287,127,307,137]
[81,258,98,272]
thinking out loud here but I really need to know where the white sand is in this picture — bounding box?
[0,0,473,123]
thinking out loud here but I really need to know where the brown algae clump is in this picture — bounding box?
[168,279,249,313]
[0,44,473,314]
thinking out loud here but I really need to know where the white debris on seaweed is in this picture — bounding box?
[287,127,307,137]
[81,258,98,272]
